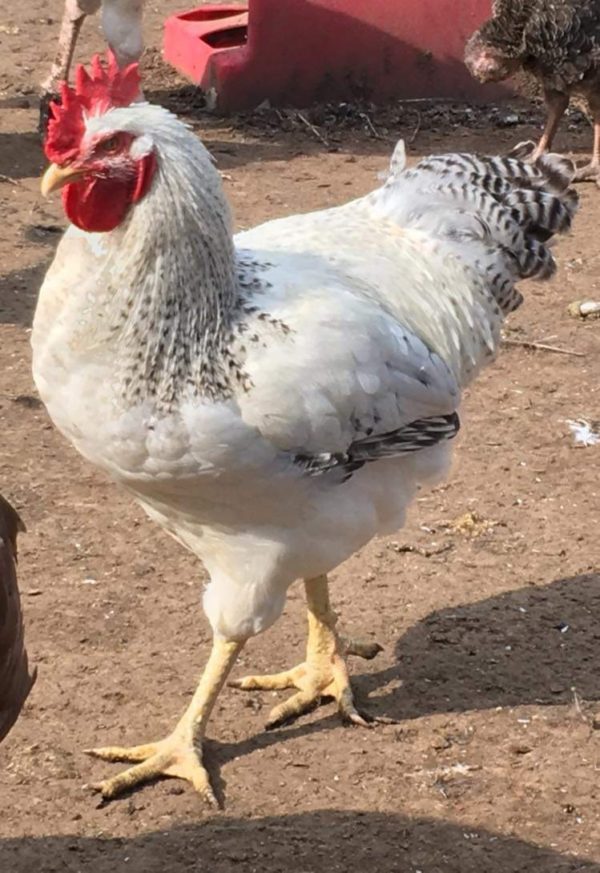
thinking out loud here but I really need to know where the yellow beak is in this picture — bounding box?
[40,163,84,197]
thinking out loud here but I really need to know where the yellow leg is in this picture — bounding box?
[86,637,244,804]
[230,575,385,728]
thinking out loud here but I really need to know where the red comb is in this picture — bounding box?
[44,49,141,164]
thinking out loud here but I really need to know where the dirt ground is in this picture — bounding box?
[1,2,600,871]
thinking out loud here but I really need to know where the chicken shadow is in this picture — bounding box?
[364,572,600,722]
[0,810,596,873]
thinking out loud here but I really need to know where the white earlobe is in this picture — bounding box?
[131,134,153,159]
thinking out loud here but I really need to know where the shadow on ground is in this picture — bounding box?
[358,573,600,721]
[1,810,596,873]
[384,572,600,719]
[0,132,44,180]
[0,261,51,326]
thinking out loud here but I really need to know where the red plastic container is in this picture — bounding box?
[163,0,506,113]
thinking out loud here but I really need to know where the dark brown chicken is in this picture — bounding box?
[465,0,600,182]
[0,495,34,742]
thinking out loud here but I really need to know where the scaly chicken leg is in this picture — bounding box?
[87,637,244,803]
[533,88,600,187]
[573,93,600,186]
[230,575,383,728]
[531,89,570,161]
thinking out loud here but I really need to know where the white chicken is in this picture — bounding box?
[34,52,577,804]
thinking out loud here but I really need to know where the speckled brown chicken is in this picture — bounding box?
[465,0,600,183]
[0,495,35,742]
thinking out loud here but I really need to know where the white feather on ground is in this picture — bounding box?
[566,418,600,446]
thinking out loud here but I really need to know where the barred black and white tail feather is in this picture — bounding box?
[504,189,575,241]
[373,138,578,316]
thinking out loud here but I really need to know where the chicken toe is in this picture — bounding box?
[87,732,217,804]
[573,162,600,186]
[231,652,381,729]
[230,575,389,729]
[572,113,600,187]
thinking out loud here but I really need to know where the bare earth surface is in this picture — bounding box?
[1,2,600,871]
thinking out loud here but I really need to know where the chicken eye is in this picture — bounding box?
[98,135,121,154]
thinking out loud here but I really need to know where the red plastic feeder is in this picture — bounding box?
[163,0,506,113]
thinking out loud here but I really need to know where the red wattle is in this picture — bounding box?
[62,151,156,233]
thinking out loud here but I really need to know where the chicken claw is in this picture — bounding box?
[573,162,600,187]
[87,732,217,804]
[230,575,390,729]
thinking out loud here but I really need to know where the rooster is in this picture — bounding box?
[0,495,35,742]
[34,51,577,804]
[40,0,143,131]
[465,0,600,183]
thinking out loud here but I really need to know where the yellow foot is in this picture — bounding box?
[86,731,217,805]
[230,636,386,729]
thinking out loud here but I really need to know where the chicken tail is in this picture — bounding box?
[374,138,578,316]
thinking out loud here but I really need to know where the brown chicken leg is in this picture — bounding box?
[531,89,569,161]
[573,92,600,185]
